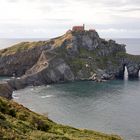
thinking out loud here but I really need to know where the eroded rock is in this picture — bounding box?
[0,82,13,99]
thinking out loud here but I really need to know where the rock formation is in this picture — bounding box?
[125,54,140,78]
[0,82,13,99]
[0,29,140,92]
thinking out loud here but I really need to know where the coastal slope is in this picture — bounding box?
[0,96,122,140]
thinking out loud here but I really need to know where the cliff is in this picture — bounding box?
[0,29,140,91]
[0,96,123,140]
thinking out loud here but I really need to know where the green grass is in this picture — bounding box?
[126,54,140,63]
[0,96,123,140]
[0,41,49,56]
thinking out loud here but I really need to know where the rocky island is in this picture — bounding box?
[0,26,140,97]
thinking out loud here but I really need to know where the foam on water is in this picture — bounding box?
[41,95,54,98]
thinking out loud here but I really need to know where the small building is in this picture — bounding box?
[72,24,85,31]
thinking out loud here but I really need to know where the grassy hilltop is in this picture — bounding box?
[0,96,123,140]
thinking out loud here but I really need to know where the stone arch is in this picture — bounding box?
[124,54,140,79]
[124,65,128,80]
[121,64,129,80]
[115,64,126,79]
[126,64,139,79]
[121,64,126,79]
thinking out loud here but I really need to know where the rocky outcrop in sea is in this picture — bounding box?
[0,29,140,98]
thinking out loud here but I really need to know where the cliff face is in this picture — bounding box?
[0,30,139,91]
[60,31,126,80]
[0,41,52,76]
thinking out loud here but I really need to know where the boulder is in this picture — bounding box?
[0,82,13,99]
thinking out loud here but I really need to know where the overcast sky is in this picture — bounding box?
[0,0,140,38]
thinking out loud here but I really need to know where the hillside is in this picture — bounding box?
[0,96,123,140]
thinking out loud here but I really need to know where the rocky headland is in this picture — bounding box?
[0,29,140,98]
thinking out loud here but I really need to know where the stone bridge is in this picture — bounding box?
[119,54,140,79]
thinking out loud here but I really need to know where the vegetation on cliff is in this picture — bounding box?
[0,41,49,56]
[0,96,123,140]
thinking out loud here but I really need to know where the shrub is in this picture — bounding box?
[8,109,16,117]
[31,116,49,131]
[17,112,27,121]
[0,113,6,120]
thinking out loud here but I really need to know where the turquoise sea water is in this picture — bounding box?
[13,80,140,140]
[0,38,140,140]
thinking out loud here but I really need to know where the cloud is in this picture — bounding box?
[118,7,140,12]
[5,0,18,2]
[0,0,140,38]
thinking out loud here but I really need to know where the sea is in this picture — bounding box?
[0,38,140,140]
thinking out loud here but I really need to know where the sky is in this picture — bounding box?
[0,0,140,38]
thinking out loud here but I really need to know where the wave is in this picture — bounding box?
[46,85,51,88]
[41,95,54,98]
[12,92,19,99]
